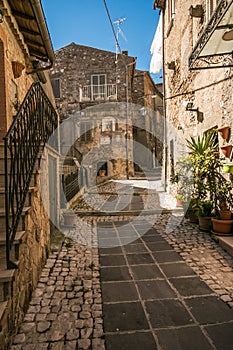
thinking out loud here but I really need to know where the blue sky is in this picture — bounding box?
[41,0,161,82]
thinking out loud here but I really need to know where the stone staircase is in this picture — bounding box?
[133,166,162,181]
[0,142,47,348]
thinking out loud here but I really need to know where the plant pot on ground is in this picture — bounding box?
[211,218,233,236]
[188,208,199,223]
[195,200,213,232]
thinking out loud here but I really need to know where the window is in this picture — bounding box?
[51,78,61,99]
[80,121,93,142]
[168,0,175,23]
[167,0,176,36]
[91,74,107,100]
[101,117,115,132]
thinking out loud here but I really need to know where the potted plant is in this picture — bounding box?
[216,181,233,219]
[194,199,213,232]
[211,180,233,236]
[170,157,193,212]
[186,132,220,231]
[62,207,77,226]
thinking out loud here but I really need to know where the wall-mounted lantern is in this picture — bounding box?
[183,100,204,123]
[189,5,204,18]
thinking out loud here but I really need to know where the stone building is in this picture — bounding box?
[50,43,163,185]
[0,1,59,347]
[153,0,233,184]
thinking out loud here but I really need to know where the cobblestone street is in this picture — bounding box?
[11,182,233,349]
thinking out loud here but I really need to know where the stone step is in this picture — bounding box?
[218,236,233,257]
[0,269,16,303]
[0,301,8,332]
[0,231,26,270]
[0,170,40,187]
[0,186,38,209]
[0,207,31,231]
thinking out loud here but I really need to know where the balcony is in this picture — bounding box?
[79,84,117,102]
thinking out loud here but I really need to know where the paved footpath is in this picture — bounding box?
[11,183,233,350]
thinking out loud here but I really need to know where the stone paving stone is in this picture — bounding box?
[145,241,173,251]
[204,322,233,350]
[99,254,126,266]
[185,296,233,324]
[102,281,138,302]
[130,264,163,280]
[156,326,214,350]
[99,246,122,255]
[143,235,167,243]
[145,299,195,328]
[126,253,154,265]
[105,331,157,350]
[159,262,197,278]
[100,266,132,281]
[153,250,183,263]
[136,279,177,299]
[123,243,148,253]
[169,277,214,297]
[103,302,149,332]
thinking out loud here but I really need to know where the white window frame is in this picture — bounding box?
[206,0,220,21]
[91,74,107,100]
[167,0,176,36]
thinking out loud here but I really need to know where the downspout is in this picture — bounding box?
[161,11,167,192]
[125,58,137,179]
[28,0,55,73]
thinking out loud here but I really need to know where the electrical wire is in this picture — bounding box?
[102,0,121,53]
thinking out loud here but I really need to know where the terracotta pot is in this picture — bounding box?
[176,198,183,207]
[188,209,199,223]
[219,210,232,220]
[218,126,230,141]
[211,218,233,235]
[198,216,212,232]
[220,144,233,158]
[63,213,77,226]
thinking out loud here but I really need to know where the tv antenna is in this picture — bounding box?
[114,18,127,54]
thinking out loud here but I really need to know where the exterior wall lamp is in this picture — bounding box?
[0,9,4,23]
[183,100,203,123]
[189,5,204,19]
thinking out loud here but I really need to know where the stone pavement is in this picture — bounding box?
[11,181,233,349]
[98,220,233,350]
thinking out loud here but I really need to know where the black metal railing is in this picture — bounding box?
[63,171,80,202]
[4,81,58,269]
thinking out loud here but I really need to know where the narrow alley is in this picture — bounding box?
[11,181,233,350]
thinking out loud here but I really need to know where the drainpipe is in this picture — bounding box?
[28,0,55,73]
[125,58,137,179]
[153,2,167,192]
[161,11,167,192]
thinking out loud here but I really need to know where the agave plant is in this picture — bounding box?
[186,131,218,156]
[186,131,221,213]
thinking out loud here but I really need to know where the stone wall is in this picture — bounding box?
[50,43,136,120]
[162,0,233,181]
[2,174,51,348]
